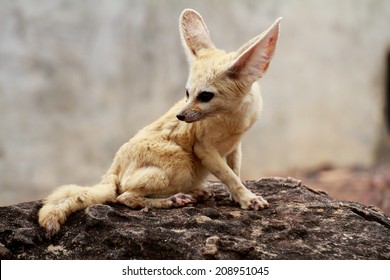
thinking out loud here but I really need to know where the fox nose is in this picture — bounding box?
[176,114,186,121]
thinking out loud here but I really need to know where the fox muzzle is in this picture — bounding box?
[176,109,204,123]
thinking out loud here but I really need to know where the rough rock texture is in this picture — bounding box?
[1,178,389,260]
[281,164,390,215]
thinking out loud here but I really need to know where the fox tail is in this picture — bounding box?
[38,177,117,238]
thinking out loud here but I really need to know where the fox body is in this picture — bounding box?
[38,9,281,237]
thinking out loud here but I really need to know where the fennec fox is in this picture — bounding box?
[39,9,281,237]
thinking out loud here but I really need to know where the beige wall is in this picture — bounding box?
[1,0,390,205]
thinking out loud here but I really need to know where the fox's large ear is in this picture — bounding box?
[180,9,215,60]
[227,18,281,82]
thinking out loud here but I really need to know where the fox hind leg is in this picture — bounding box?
[116,167,196,209]
[117,192,196,209]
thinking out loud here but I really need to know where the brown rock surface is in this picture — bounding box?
[0,178,389,260]
[290,164,390,215]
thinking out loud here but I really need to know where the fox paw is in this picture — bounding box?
[189,188,213,201]
[240,195,269,210]
[170,193,196,207]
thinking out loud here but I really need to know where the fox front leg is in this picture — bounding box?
[194,143,268,210]
[226,143,242,177]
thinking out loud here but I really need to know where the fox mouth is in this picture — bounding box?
[183,118,200,123]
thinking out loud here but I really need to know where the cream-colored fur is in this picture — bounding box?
[38,9,281,237]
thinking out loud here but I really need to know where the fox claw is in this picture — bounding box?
[248,196,269,210]
[240,195,268,210]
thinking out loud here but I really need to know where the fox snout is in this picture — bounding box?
[176,114,186,121]
[176,108,204,123]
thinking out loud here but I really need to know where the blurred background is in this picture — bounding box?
[0,0,389,213]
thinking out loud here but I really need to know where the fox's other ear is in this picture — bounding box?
[227,17,281,82]
[180,9,215,60]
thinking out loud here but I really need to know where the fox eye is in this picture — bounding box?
[185,90,189,98]
[197,91,214,102]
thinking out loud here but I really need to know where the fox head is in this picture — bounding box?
[176,9,281,123]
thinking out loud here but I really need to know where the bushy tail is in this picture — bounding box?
[38,179,117,238]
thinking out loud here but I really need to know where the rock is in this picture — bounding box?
[0,178,389,260]
[290,164,390,215]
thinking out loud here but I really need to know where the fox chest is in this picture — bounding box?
[201,117,255,156]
